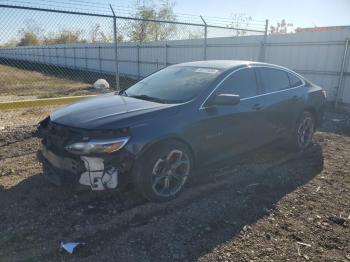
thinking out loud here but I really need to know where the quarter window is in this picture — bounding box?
[216,68,258,99]
[257,68,290,93]
[288,73,303,88]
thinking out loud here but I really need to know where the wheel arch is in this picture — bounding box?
[137,136,197,167]
[303,106,319,127]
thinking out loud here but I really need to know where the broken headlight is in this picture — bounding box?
[64,137,130,155]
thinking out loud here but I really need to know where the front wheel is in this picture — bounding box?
[133,140,193,202]
[289,111,315,151]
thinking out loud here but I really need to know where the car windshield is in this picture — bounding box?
[124,66,222,103]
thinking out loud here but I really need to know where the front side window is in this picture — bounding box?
[257,67,290,93]
[216,68,258,99]
[125,66,222,103]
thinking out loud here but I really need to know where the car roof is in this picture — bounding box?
[172,60,299,73]
[172,60,267,70]
[171,60,304,78]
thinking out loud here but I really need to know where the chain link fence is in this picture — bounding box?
[0,3,267,126]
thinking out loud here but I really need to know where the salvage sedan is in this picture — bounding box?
[37,60,326,202]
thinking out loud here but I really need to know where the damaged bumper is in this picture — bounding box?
[39,145,130,191]
[37,118,134,191]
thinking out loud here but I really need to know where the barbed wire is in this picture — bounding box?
[0,0,266,30]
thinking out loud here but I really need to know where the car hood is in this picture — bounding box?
[50,93,174,129]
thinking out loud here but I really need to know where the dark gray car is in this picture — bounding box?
[38,60,326,202]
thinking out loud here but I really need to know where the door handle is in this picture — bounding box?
[252,103,263,111]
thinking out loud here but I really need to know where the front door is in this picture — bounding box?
[194,67,261,164]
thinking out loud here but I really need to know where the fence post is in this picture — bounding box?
[335,39,349,111]
[73,46,76,69]
[49,47,51,64]
[98,45,102,72]
[84,46,88,70]
[64,47,67,67]
[110,4,120,91]
[137,44,140,79]
[42,47,45,64]
[200,16,207,60]
[164,42,168,67]
[259,19,269,62]
[55,47,58,64]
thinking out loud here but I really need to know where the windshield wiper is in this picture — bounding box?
[129,95,166,103]
[118,89,128,96]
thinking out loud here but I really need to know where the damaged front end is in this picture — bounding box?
[37,117,134,191]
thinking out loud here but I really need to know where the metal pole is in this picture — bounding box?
[259,19,269,62]
[137,44,140,79]
[110,4,120,91]
[200,16,207,60]
[84,46,88,69]
[55,46,59,65]
[98,46,102,72]
[73,46,76,69]
[64,46,67,67]
[164,42,168,67]
[335,39,349,110]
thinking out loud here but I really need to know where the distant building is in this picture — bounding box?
[295,26,350,33]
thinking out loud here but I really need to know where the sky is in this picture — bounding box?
[0,0,349,44]
[170,0,350,28]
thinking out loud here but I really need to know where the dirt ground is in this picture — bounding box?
[0,112,349,262]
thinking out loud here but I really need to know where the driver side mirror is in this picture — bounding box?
[211,93,241,106]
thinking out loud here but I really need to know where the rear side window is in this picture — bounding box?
[288,73,303,88]
[217,68,258,98]
[257,68,290,93]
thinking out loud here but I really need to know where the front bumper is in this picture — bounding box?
[38,146,124,191]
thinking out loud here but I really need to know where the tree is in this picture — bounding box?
[129,0,177,42]
[0,39,18,48]
[227,13,253,36]
[17,32,40,46]
[43,30,87,44]
[90,24,112,43]
[116,33,124,42]
[17,19,43,46]
[270,19,293,34]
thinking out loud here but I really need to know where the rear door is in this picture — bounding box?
[255,67,305,144]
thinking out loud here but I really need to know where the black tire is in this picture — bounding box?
[133,140,193,202]
[288,111,315,151]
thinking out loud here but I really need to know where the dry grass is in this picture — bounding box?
[0,64,96,101]
[0,105,60,127]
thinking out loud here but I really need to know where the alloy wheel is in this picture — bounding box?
[297,116,314,148]
[151,149,190,197]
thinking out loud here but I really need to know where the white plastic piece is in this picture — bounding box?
[79,157,118,190]
[93,79,110,89]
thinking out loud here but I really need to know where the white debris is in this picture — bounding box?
[93,79,110,89]
[79,157,118,190]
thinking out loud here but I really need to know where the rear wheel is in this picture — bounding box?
[133,140,193,202]
[289,111,315,151]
